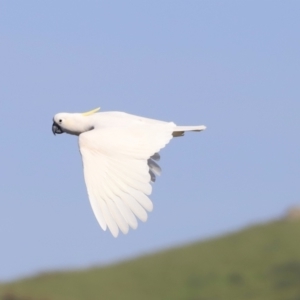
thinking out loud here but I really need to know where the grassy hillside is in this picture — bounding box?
[1,219,300,300]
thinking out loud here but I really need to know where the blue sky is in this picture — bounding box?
[0,1,299,281]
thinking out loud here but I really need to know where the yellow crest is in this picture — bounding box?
[82,107,100,116]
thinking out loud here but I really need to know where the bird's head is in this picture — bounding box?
[52,107,100,136]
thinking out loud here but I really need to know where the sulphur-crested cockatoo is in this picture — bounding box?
[52,108,206,237]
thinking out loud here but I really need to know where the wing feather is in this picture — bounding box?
[121,193,148,222]
[113,197,138,229]
[105,159,152,195]
[99,200,119,237]
[129,188,153,212]
[105,200,129,235]
[79,123,175,236]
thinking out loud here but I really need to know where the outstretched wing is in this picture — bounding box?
[78,123,175,237]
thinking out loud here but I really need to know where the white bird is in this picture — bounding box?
[52,107,206,237]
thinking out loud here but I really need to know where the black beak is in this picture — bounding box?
[52,122,63,135]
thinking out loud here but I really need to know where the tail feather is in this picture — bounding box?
[173,125,206,137]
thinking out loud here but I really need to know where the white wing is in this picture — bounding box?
[79,122,175,237]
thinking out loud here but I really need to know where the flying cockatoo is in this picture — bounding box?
[52,107,206,237]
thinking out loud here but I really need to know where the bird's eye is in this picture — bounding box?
[59,119,62,123]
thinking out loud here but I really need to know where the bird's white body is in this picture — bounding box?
[52,108,206,237]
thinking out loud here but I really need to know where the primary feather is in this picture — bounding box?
[52,109,206,237]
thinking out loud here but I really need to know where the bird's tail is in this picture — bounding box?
[172,125,206,137]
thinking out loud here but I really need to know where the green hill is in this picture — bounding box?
[1,219,300,300]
